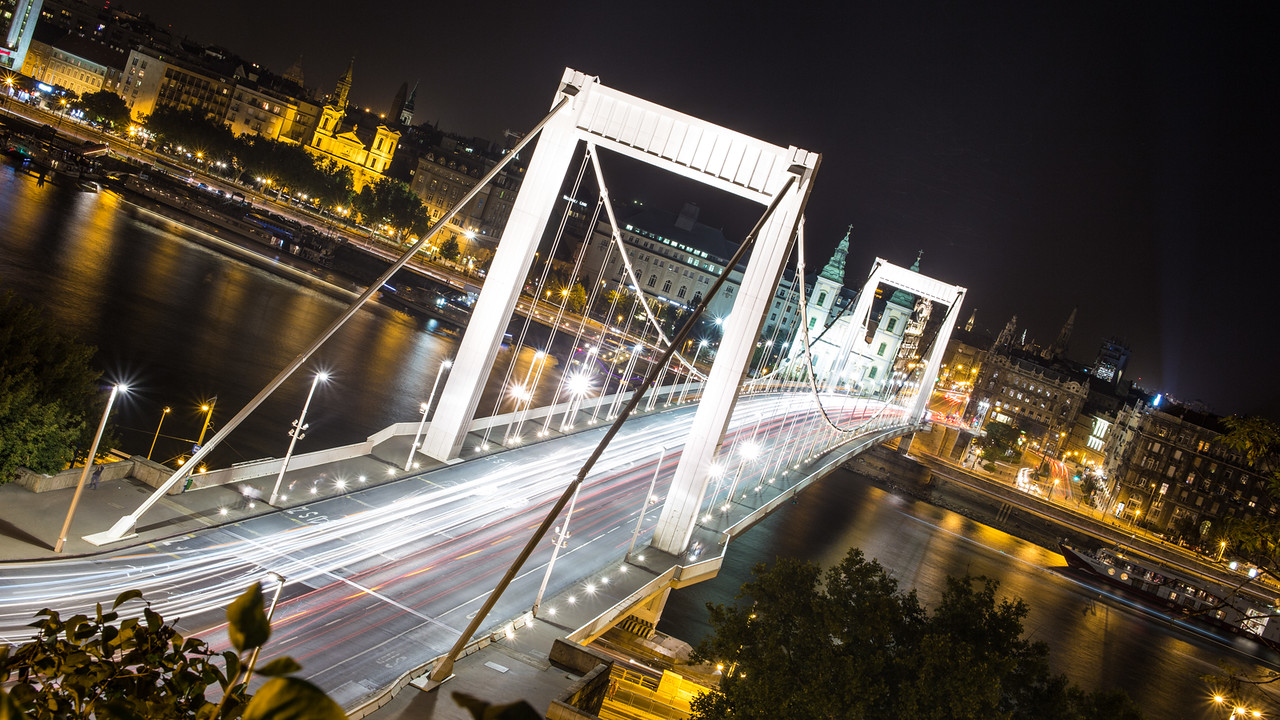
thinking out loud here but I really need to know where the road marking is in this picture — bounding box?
[223,529,443,626]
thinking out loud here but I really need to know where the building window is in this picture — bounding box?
[662,279,672,293]
[817,291,827,306]
[877,342,887,357]
[869,367,878,379]
[886,317,897,332]
[647,275,657,288]
[678,286,687,299]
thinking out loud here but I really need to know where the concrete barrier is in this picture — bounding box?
[185,440,372,490]
[14,455,182,494]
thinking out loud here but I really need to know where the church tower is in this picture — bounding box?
[1042,307,1076,361]
[330,58,354,110]
[399,81,418,126]
[805,226,851,334]
[994,315,1017,353]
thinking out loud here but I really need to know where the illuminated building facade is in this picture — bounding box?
[408,139,522,243]
[0,0,42,71]
[21,31,125,96]
[225,82,319,145]
[305,60,399,191]
[119,47,234,120]
[1112,407,1276,538]
[581,203,744,323]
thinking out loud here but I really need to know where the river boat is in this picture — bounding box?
[1059,542,1280,648]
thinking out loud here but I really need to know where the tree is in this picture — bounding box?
[564,282,588,314]
[1222,415,1280,494]
[1078,473,1102,507]
[978,420,1022,463]
[352,178,428,238]
[439,235,461,262]
[0,292,105,482]
[0,585,346,719]
[73,90,132,129]
[691,549,1144,720]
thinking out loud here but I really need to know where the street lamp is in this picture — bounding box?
[268,372,327,505]
[197,398,217,448]
[56,383,126,553]
[147,406,171,461]
[628,445,671,557]
[559,371,594,431]
[1217,540,1228,562]
[678,339,709,404]
[532,485,580,618]
[405,358,452,470]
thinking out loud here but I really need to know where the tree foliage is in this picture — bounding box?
[438,235,461,262]
[1221,415,1280,482]
[72,90,132,130]
[352,177,428,237]
[690,549,1144,720]
[979,420,1023,463]
[139,110,356,211]
[0,585,346,720]
[0,292,104,482]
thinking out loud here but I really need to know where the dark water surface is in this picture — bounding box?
[2,165,1275,717]
[0,165,559,467]
[659,469,1279,718]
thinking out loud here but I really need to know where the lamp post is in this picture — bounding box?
[182,397,217,490]
[268,372,327,505]
[531,485,579,618]
[628,445,670,558]
[678,339,708,404]
[1217,540,1228,562]
[147,406,171,461]
[559,372,594,431]
[56,383,126,553]
[406,359,452,470]
[197,398,217,448]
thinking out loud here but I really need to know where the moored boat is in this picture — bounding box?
[1059,541,1280,648]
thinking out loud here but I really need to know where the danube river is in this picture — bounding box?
[1,164,1275,717]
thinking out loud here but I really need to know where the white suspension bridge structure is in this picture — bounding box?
[5,68,966,710]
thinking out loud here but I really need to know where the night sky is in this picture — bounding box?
[119,0,1280,417]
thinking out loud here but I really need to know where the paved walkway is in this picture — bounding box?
[0,433,438,561]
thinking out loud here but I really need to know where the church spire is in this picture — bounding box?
[399,80,418,125]
[331,57,354,110]
[1043,307,1076,361]
[282,54,304,86]
[994,315,1017,352]
[819,225,851,284]
[964,307,976,333]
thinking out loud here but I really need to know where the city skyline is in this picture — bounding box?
[104,0,1279,416]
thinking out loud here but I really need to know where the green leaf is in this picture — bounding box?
[242,677,346,720]
[0,686,22,720]
[112,590,144,610]
[226,583,270,653]
[255,656,302,677]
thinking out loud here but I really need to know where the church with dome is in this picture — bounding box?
[787,228,928,395]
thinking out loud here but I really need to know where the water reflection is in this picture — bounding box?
[0,165,552,467]
[659,470,1279,719]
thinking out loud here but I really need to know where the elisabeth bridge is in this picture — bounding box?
[0,69,966,711]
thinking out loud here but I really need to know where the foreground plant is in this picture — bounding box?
[0,585,344,719]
